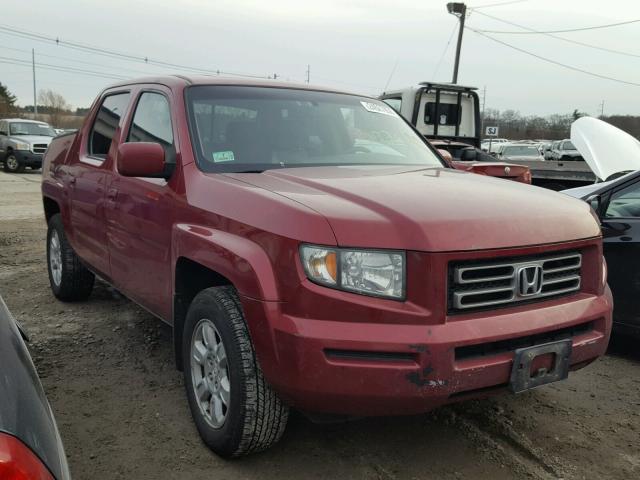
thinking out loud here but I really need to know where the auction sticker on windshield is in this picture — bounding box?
[360,101,396,116]
[212,151,235,163]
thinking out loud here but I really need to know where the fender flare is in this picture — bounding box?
[172,223,279,301]
[171,224,281,370]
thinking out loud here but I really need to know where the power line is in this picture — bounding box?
[432,21,459,79]
[466,27,640,87]
[470,10,640,58]
[469,0,529,9]
[474,18,640,34]
[0,55,126,80]
[0,23,275,79]
[0,44,166,77]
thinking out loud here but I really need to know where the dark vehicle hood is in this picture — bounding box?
[227,165,600,251]
[0,296,70,480]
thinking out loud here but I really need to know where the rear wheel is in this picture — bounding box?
[182,286,289,457]
[47,214,95,301]
[4,153,25,173]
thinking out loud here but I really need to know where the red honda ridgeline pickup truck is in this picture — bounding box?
[41,76,612,457]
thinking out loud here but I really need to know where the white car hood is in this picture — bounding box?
[10,135,54,145]
[571,117,640,181]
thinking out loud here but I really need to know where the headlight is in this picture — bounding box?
[14,141,30,150]
[300,245,405,299]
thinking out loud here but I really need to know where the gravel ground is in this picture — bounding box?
[0,170,638,479]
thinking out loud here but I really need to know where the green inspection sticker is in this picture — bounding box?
[212,151,235,163]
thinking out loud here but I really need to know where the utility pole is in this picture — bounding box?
[447,2,467,84]
[599,100,605,117]
[481,85,486,131]
[32,48,38,116]
[306,64,310,84]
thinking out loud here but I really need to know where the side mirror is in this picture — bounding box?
[437,149,454,168]
[460,149,477,162]
[117,142,166,178]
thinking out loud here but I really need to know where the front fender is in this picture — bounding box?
[172,223,279,301]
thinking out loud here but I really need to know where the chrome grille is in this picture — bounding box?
[32,144,48,154]
[449,252,582,312]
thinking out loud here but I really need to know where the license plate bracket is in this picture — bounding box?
[509,339,572,393]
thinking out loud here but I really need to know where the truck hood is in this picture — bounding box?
[571,116,640,181]
[227,165,599,251]
[9,135,53,145]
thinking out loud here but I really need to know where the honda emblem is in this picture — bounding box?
[517,265,543,297]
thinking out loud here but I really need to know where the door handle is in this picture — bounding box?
[69,176,76,185]
[106,188,118,202]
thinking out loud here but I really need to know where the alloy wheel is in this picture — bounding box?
[190,319,230,428]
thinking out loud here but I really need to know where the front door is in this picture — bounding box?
[601,178,640,330]
[105,88,177,321]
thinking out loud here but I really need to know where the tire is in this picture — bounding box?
[46,213,95,301]
[182,286,289,457]
[4,153,25,173]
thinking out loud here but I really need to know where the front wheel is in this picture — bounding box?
[47,214,95,301]
[4,153,25,173]
[182,286,289,457]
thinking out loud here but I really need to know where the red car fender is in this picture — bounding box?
[172,223,280,302]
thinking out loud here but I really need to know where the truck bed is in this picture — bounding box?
[508,159,596,190]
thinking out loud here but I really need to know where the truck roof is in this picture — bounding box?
[103,75,363,97]
[381,82,478,97]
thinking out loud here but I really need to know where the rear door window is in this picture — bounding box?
[89,92,131,159]
[424,102,461,126]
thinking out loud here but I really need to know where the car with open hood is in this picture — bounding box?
[41,76,611,457]
[564,117,640,335]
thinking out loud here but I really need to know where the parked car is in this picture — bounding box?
[480,138,509,152]
[542,142,554,160]
[0,119,56,172]
[0,295,71,480]
[42,76,612,457]
[564,117,640,335]
[551,139,583,161]
[431,140,531,184]
[496,144,545,162]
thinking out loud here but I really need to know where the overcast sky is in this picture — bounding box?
[2,0,639,116]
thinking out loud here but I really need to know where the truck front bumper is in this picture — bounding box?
[241,287,612,416]
[13,150,43,168]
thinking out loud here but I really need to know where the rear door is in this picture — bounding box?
[105,87,178,320]
[601,177,640,329]
[67,91,131,278]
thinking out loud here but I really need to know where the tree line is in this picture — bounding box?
[0,81,85,129]
[482,108,640,141]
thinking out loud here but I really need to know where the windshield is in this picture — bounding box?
[9,122,56,136]
[502,145,539,156]
[562,141,576,150]
[186,86,443,173]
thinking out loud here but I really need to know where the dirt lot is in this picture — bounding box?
[0,170,638,479]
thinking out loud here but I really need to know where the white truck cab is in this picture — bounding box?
[380,82,481,147]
